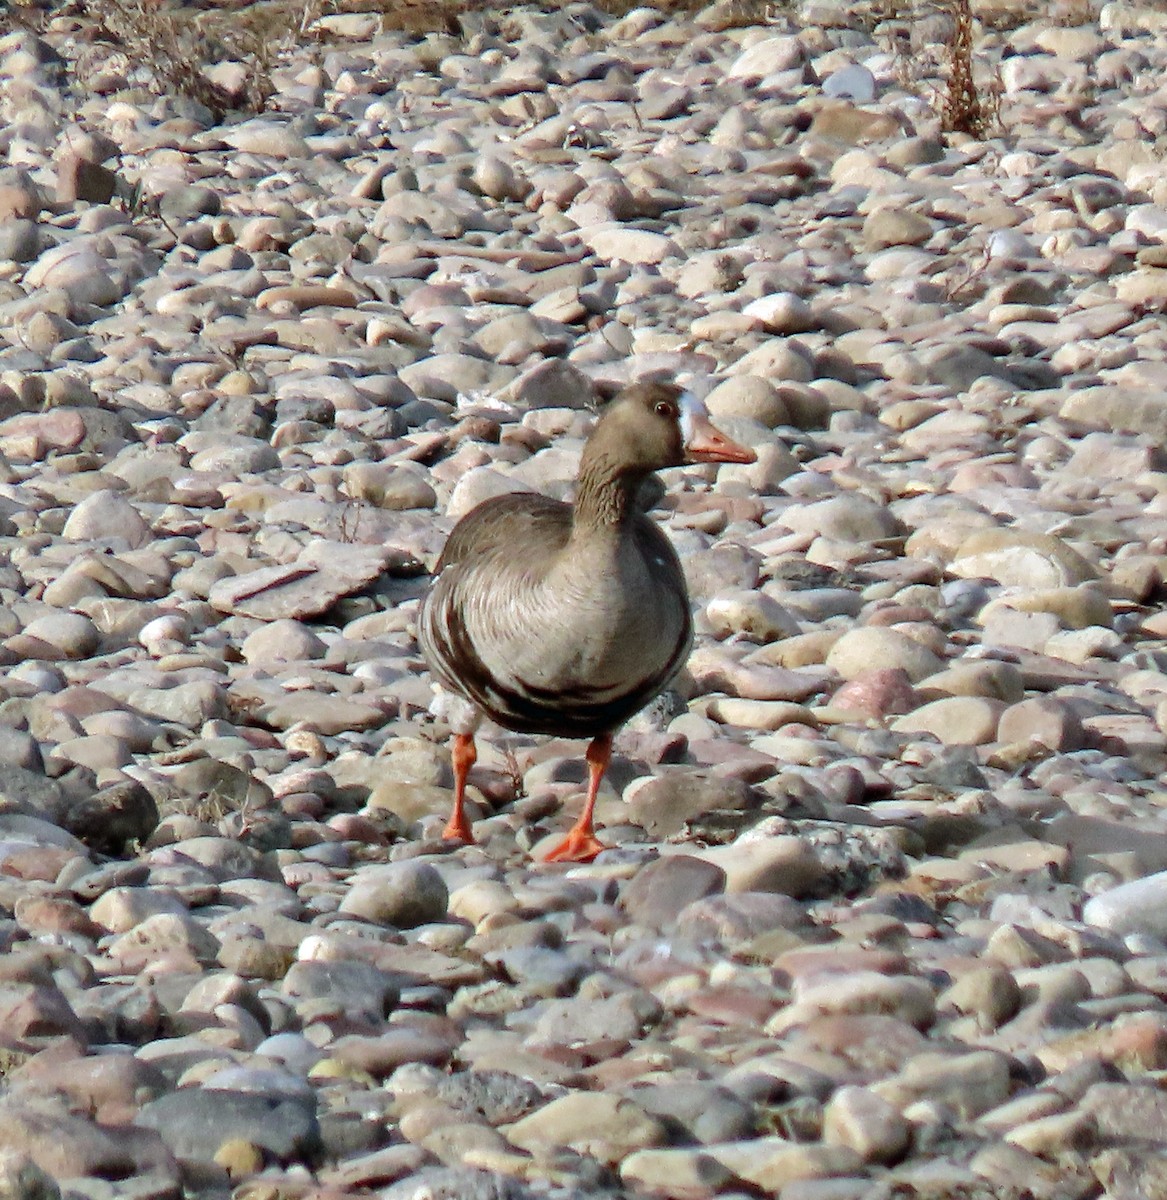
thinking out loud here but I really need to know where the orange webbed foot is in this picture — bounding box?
[542,828,609,863]
[441,815,476,845]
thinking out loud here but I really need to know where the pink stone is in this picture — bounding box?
[948,461,1038,491]
[832,668,917,718]
[327,813,388,843]
[998,696,1084,751]
[864,604,936,628]
[0,410,86,452]
[687,985,781,1027]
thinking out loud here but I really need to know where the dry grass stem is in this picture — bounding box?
[83,0,281,119]
[938,0,1002,137]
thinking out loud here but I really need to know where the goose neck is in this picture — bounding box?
[573,453,640,534]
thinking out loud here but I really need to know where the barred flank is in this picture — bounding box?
[420,578,691,739]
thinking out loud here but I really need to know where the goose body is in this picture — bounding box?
[420,492,691,738]
[418,379,755,861]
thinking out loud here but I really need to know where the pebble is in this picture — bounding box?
[705,590,801,642]
[0,2,1157,1195]
[504,1093,668,1163]
[1083,872,1167,939]
[822,1085,910,1164]
[336,861,449,929]
[619,854,726,929]
[826,628,944,683]
[135,1090,320,1165]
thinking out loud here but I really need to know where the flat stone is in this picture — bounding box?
[917,660,1024,703]
[689,838,824,897]
[710,1140,864,1192]
[891,696,1005,745]
[338,861,449,929]
[626,773,757,839]
[619,855,726,929]
[624,1081,758,1145]
[620,1146,741,1194]
[1061,385,1167,438]
[997,696,1085,752]
[1083,873,1167,939]
[577,227,679,265]
[831,668,917,718]
[949,528,1098,587]
[822,1085,910,1164]
[504,1093,668,1164]
[0,1103,138,1180]
[727,36,803,79]
[826,628,944,683]
[771,971,936,1033]
[135,1089,320,1165]
[207,541,392,620]
[705,591,801,642]
[864,209,932,250]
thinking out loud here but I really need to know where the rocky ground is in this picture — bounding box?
[1,0,1167,1196]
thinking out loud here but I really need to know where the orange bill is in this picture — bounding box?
[680,392,757,464]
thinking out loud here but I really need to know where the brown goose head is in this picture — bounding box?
[583,380,757,482]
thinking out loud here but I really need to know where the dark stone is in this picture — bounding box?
[625,1081,758,1144]
[380,1167,538,1200]
[171,759,273,812]
[158,186,222,222]
[431,1070,547,1125]
[676,892,810,943]
[135,1089,319,1165]
[56,154,119,205]
[0,767,67,822]
[627,773,757,839]
[282,960,400,1023]
[682,543,762,600]
[61,407,136,456]
[0,220,41,263]
[317,1107,389,1160]
[922,343,1013,392]
[63,781,158,856]
[275,395,336,426]
[619,855,726,929]
[0,728,44,774]
[190,395,272,439]
[82,983,164,1044]
[918,753,988,792]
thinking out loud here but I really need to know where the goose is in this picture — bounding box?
[418,379,756,862]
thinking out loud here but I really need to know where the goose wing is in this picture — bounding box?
[434,492,571,572]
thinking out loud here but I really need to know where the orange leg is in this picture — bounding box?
[543,733,612,863]
[442,732,477,844]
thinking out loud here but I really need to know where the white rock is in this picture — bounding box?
[727,36,804,80]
